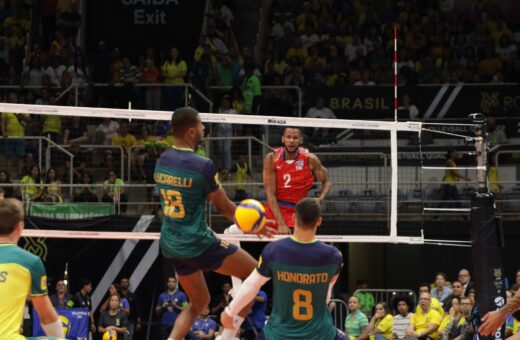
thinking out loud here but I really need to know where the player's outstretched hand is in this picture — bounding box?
[256,219,276,239]
[220,309,234,330]
[277,222,292,235]
[479,310,506,335]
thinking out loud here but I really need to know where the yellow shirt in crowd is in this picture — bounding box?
[162,60,187,85]
[369,314,394,340]
[112,133,137,149]
[411,307,442,340]
[2,112,28,136]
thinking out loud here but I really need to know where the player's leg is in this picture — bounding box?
[215,248,257,320]
[170,270,211,340]
[280,206,296,229]
[215,247,256,281]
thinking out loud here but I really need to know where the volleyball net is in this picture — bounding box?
[0,102,487,245]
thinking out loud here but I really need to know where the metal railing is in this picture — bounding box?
[352,289,416,317]
[210,85,303,117]
[1,182,148,215]
[2,180,520,219]
[0,136,74,195]
[71,83,214,112]
[330,298,349,332]
[126,136,273,181]
[57,144,125,181]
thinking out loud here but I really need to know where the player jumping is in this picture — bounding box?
[263,127,330,234]
[0,198,65,339]
[220,197,346,339]
[154,107,273,340]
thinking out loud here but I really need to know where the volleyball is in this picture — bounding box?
[103,331,117,340]
[234,199,267,233]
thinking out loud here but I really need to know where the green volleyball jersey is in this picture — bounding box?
[155,146,220,259]
[256,237,343,340]
[0,244,48,340]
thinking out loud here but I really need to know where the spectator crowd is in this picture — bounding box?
[18,267,520,340]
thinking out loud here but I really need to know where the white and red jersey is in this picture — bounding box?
[272,146,314,205]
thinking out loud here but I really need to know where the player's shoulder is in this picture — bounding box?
[313,241,343,261]
[269,147,283,160]
[298,146,311,156]
[0,244,42,270]
[157,147,215,172]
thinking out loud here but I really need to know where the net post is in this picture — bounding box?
[469,113,505,340]
[470,113,488,192]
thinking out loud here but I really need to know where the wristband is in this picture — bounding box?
[42,319,65,338]
[225,305,234,317]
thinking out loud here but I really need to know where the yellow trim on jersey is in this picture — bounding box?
[0,243,17,247]
[290,236,318,244]
[171,145,194,152]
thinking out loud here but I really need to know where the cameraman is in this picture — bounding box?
[156,275,188,340]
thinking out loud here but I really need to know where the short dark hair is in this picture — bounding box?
[282,126,302,136]
[171,107,200,137]
[419,283,431,292]
[392,294,413,311]
[435,272,448,281]
[79,278,92,289]
[460,296,472,303]
[0,198,24,235]
[295,198,320,229]
[511,283,520,292]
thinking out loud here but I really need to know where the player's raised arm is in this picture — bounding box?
[208,187,237,222]
[263,152,289,233]
[309,153,331,204]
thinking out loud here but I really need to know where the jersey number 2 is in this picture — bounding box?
[292,289,313,320]
[160,189,186,218]
[283,174,291,188]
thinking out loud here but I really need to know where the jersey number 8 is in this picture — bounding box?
[160,189,186,218]
[292,289,313,321]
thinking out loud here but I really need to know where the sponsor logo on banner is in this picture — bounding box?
[267,118,286,125]
[24,237,48,261]
[491,267,505,340]
[481,92,500,113]
[60,315,71,336]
